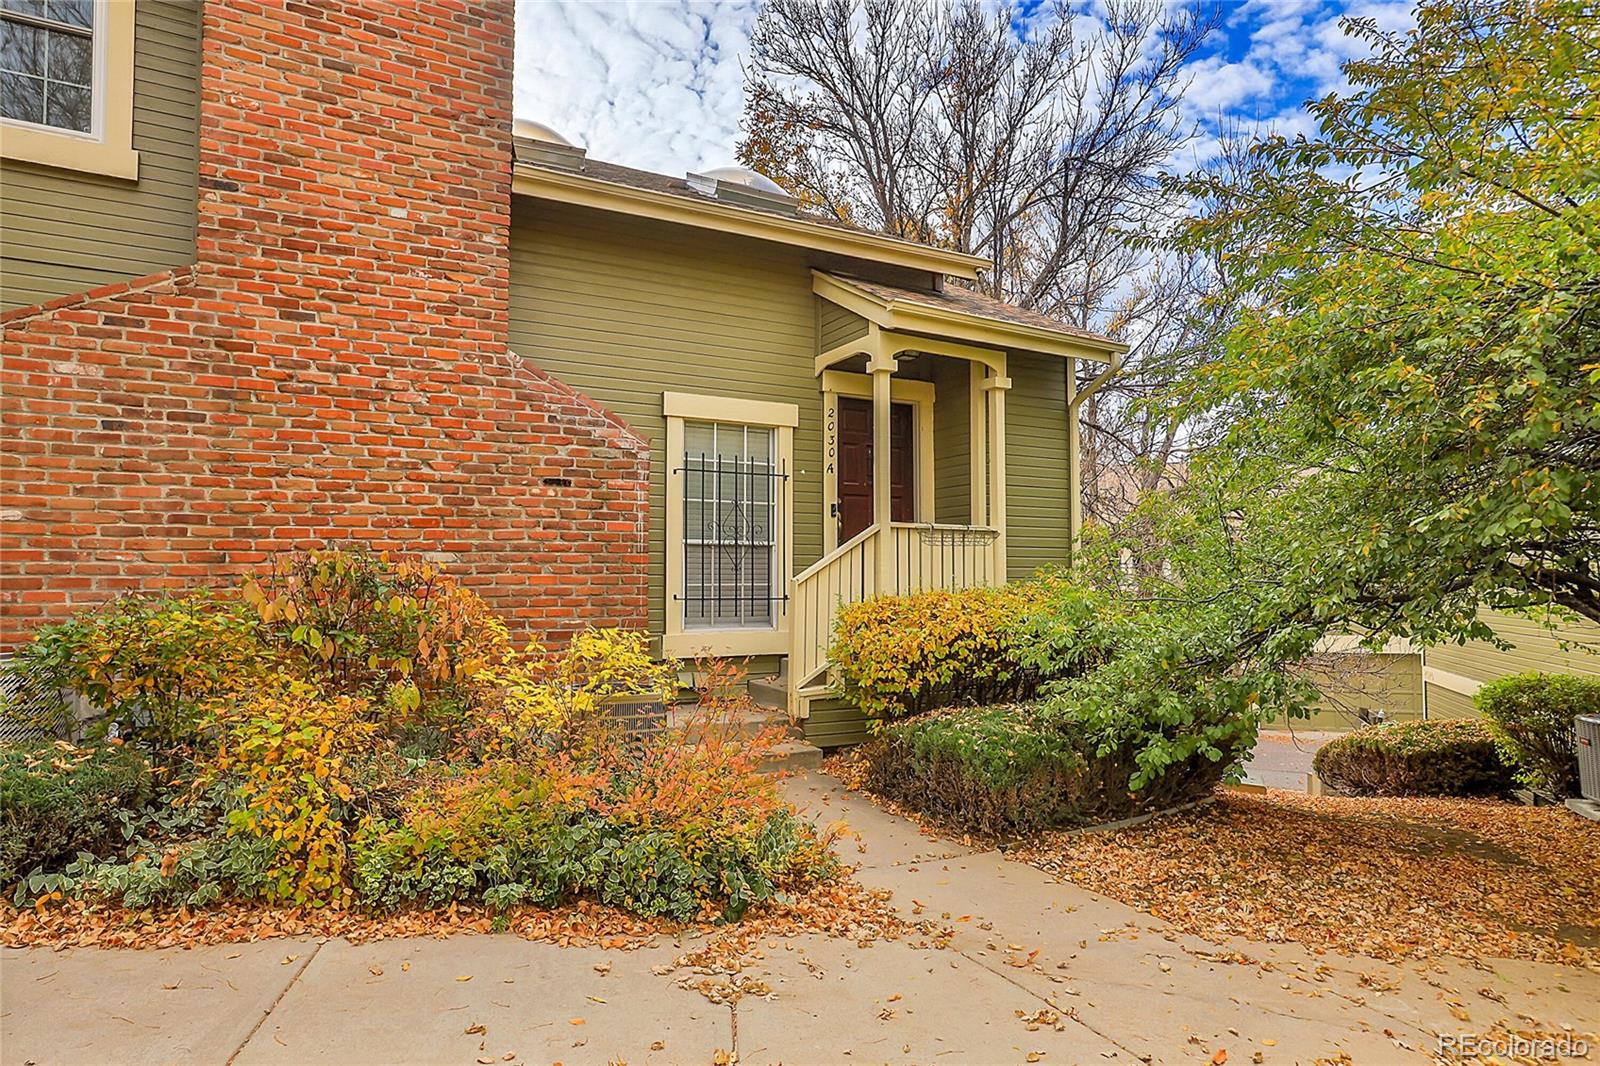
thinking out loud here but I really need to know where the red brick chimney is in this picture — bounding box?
[0,0,650,647]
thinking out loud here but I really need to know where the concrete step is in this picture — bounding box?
[665,702,798,740]
[758,738,825,774]
[747,674,788,711]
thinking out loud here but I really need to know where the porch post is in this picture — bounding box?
[983,373,1012,582]
[868,350,897,584]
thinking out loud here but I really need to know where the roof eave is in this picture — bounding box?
[812,271,1126,364]
[514,164,985,281]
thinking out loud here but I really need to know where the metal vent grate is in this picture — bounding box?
[0,658,68,744]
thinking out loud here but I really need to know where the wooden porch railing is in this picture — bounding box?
[788,524,879,706]
[882,522,1000,596]
[788,522,1000,713]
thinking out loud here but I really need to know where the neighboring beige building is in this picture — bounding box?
[1283,613,1599,731]
[1422,610,1600,718]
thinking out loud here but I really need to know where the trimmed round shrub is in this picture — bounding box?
[1475,672,1597,798]
[1312,719,1514,797]
[865,706,1087,835]
[864,704,1231,836]
[0,741,154,886]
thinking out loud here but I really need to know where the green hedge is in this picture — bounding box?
[865,704,1232,836]
[1312,719,1514,797]
[1475,672,1597,798]
[0,742,154,886]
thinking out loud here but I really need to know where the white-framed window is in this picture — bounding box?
[683,420,780,630]
[663,392,797,658]
[0,0,94,132]
[0,0,138,179]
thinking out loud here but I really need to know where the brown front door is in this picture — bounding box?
[837,397,915,542]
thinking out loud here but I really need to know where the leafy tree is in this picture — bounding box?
[1172,0,1599,637]
[738,0,1218,527]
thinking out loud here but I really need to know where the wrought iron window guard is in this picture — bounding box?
[674,453,790,623]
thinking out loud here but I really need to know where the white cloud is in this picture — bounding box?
[515,0,758,175]
[1181,56,1277,116]
[1249,0,1416,97]
[513,0,1418,180]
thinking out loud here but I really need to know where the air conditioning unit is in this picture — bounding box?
[1578,715,1600,802]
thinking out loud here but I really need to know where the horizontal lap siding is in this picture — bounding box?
[1424,609,1600,718]
[1428,610,1600,683]
[1273,652,1424,728]
[932,357,971,525]
[0,1,200,311]
[1004,352,1072,580]
[1427,687,1479,720]
[819,301,868,350]
[509,200,823,641]
[802,697,874,748]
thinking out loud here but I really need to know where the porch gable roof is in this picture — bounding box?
[812,271,1126,364]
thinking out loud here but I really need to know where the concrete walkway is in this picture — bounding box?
[3,772,1596,1065]
[1242,730,1340,791]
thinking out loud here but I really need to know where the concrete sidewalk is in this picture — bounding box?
[3,771,1597,1065]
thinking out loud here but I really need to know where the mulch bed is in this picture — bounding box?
[1013,789,1600,968]
[0,875,938,966]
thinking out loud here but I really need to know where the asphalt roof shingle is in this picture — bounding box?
[832,274,1114,344]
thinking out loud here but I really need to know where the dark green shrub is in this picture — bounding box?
[40,834,279,910]
[351,804,829,922]
[1035,614,1292,797]
[1475,672,1596,798]
[843,571,1309,827]
[865,704,1233,836]
[1312,719,1514,797]
[865,706,1086,835]
[0,742,155,885]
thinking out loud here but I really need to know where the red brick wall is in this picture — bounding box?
[0,0,650,648]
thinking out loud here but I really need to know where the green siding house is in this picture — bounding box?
[0,4,1123,748]
[509,127,1124,736]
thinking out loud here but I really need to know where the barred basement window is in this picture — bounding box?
[679,420,787,630]
[0,0,94,133]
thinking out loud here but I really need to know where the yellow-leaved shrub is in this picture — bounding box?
[829,583,1057,723]
[210,682,378,906]
[468,628,676,754]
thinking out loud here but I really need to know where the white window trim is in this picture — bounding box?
[663,391,798,659]
[820,370,935,553]
[1,0,139,180]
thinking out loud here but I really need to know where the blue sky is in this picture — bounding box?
[514,0,1417,177]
